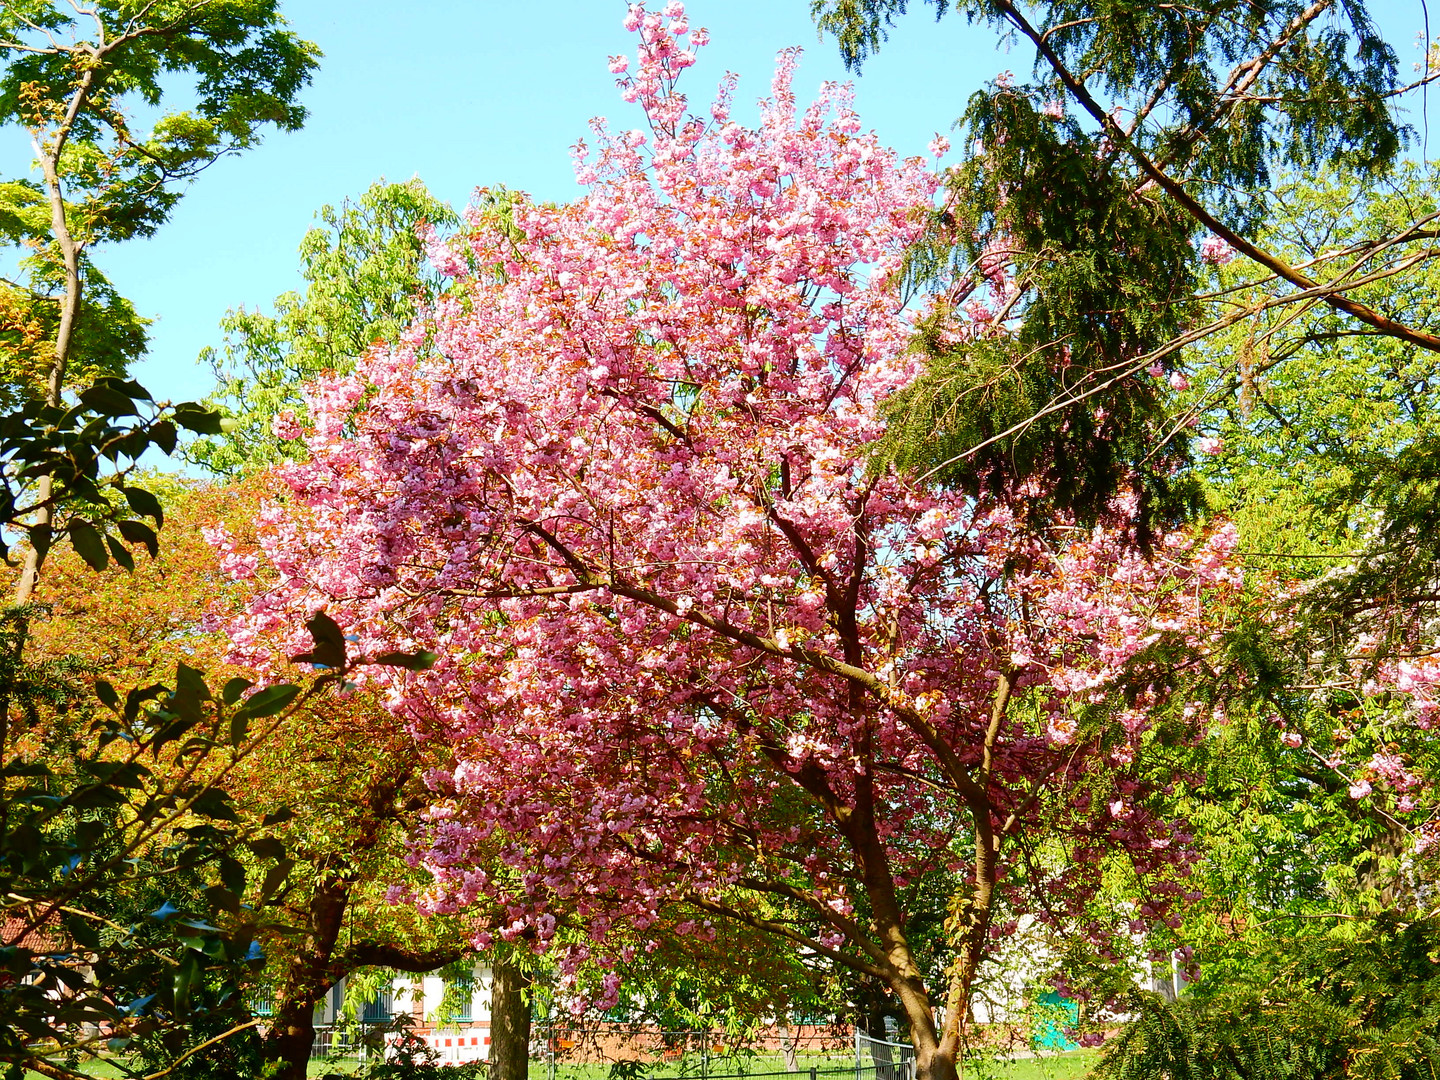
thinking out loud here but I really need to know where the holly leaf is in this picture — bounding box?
[290,609,347,669]
[68,520,108,571]
[372,650,438,671]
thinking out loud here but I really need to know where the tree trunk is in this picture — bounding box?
[778,1020,798,1073]
[16,93,93,607]
[263,880,350,1080]
[900,1000,958,1080]
[489,954,532,1080]
[265,993,327,1080]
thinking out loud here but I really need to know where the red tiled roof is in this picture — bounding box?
[2,914,65,952]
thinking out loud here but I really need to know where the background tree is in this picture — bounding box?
[0,0,318,599]
[28,482,471,1080]
[0,596,325,1080]
[189,177,460,477]
[1046,164,1440,1059]
[1174,163,1440,901]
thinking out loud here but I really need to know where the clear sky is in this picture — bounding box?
[81,0,1009,406]
[7,0,1435,408]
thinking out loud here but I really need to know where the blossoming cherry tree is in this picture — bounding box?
[217,6,1243,1078]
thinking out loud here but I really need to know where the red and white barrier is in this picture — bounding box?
[386,1029,491,1064]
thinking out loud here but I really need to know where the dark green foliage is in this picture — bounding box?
[879,88,1205,538]
[0,376,216,571]
[1095,917,1440,1080]
[0,623,293,1075]
[131,1012,268,1080]
[815,0,1414,536]
[815,0,1400,200]
[0,604,433,1078]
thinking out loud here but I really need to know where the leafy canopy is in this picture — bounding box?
[813,0,1417,538]
[190,178,459,477]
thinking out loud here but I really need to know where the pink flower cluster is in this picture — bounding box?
[218,2,1246,1004]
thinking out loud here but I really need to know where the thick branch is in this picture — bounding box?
[995,0,1440,354]
[338,941,470,974]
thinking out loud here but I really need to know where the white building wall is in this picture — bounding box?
[315,963,492,1028]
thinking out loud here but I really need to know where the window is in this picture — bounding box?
[362,989,393,1023]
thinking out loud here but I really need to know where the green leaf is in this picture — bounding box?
[116,378,154,402]
[289,609,347,669]
[189,787,236,821]
[174,662,212,703]
[106,534,135,572]
[218,854,246,897]
[117,518,158,557]
[172,952,202,1016]
[68,918,101,952]
[77,382,141,417]
[260,857,295,901]
[372,649,438,671]
[248,837,285,862]
[68,520,109,571]
[233,683,299,719]
[122,485,164,526]
[95,679,120,710]
[204,885,240,915]
[149,420,177,455]
[124,683,166,723]
[172,402,225,434]
[221,677,253,705]
[30,521,52,561]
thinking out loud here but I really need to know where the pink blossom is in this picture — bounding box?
[1199,234,1236,266]
[271,408,303,440]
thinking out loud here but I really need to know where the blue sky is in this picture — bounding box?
[6,0,1435,409]
[83,0,1008,405]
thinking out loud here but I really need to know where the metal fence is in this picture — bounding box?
[854,1032,915,1080]
[530,1023,883,1080]
[310,1022,390,1064]
[306,1021,915,1080]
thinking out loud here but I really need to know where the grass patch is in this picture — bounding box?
[961,1050,1096,1080]
[25,1048,1097,1080]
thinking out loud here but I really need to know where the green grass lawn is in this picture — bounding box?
[960,1051,1097,1080]
[25,1048,1097,1080]
[545,1051,1097,1080]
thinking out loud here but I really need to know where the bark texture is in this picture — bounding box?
[489,954,533,1080]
